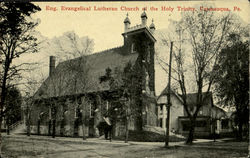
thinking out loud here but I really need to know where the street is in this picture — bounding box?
[1,134,248,158]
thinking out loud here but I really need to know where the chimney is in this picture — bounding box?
[49,56,56,76]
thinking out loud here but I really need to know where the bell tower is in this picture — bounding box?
[121,12,157,129]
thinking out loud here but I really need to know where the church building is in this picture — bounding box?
[29,12,158,137]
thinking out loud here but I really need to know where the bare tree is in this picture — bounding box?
[36,32,94,139]
[20,66,49,137]
[58,32,94,139]
[22,78,43,136]
[53,31,93,62]
[158,4,236,144]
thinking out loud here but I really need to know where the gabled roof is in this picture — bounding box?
[157,85,213,108]
[185,92,213,107]
[211,106,227,119]
[34,47,138,99]
[157,85,183,104]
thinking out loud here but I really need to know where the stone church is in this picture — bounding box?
[30,12,158,137]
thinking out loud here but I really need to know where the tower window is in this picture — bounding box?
[131,43,137,53]
[147,47,151,63]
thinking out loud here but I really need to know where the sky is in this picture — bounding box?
[18,1,249,96]
[32,1,249,52]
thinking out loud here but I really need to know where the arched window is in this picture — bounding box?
[131,43,137,53]
[147,46,151,63]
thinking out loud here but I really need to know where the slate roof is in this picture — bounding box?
[157,86,213,108]
[157,87,183,105]
[34,47,139,98]
[185,92,213,107]
[34,28,162,99]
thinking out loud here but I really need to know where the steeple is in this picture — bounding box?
[141,9,147,26]
[149,19,155,33]
[124,13,130,32]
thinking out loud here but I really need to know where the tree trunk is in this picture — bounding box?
[52,119,56,138]
[0,116,2,157]
[48,119,51,136]
[213,119,216,142]
[6,119,10,135]
[125,116,129,143]
[112,119,116,139]
[60,119,64,137]
[186,118,195,145]
[37,119,40,135]
[82,122,86,140]
[109,125,112,142]
[238,120,243,141]
[0,63,9,157]
[27,113,31,136]
[52,107,56,138]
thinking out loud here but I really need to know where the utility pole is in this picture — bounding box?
[165,41,173,147]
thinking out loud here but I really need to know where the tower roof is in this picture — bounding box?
[124,13,131,24]
[141,10,147,19]
[149,19,155,29]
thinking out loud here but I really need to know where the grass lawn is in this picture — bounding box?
[2,135,248,158]
[123,139,249,158]
[124,145,248,158]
